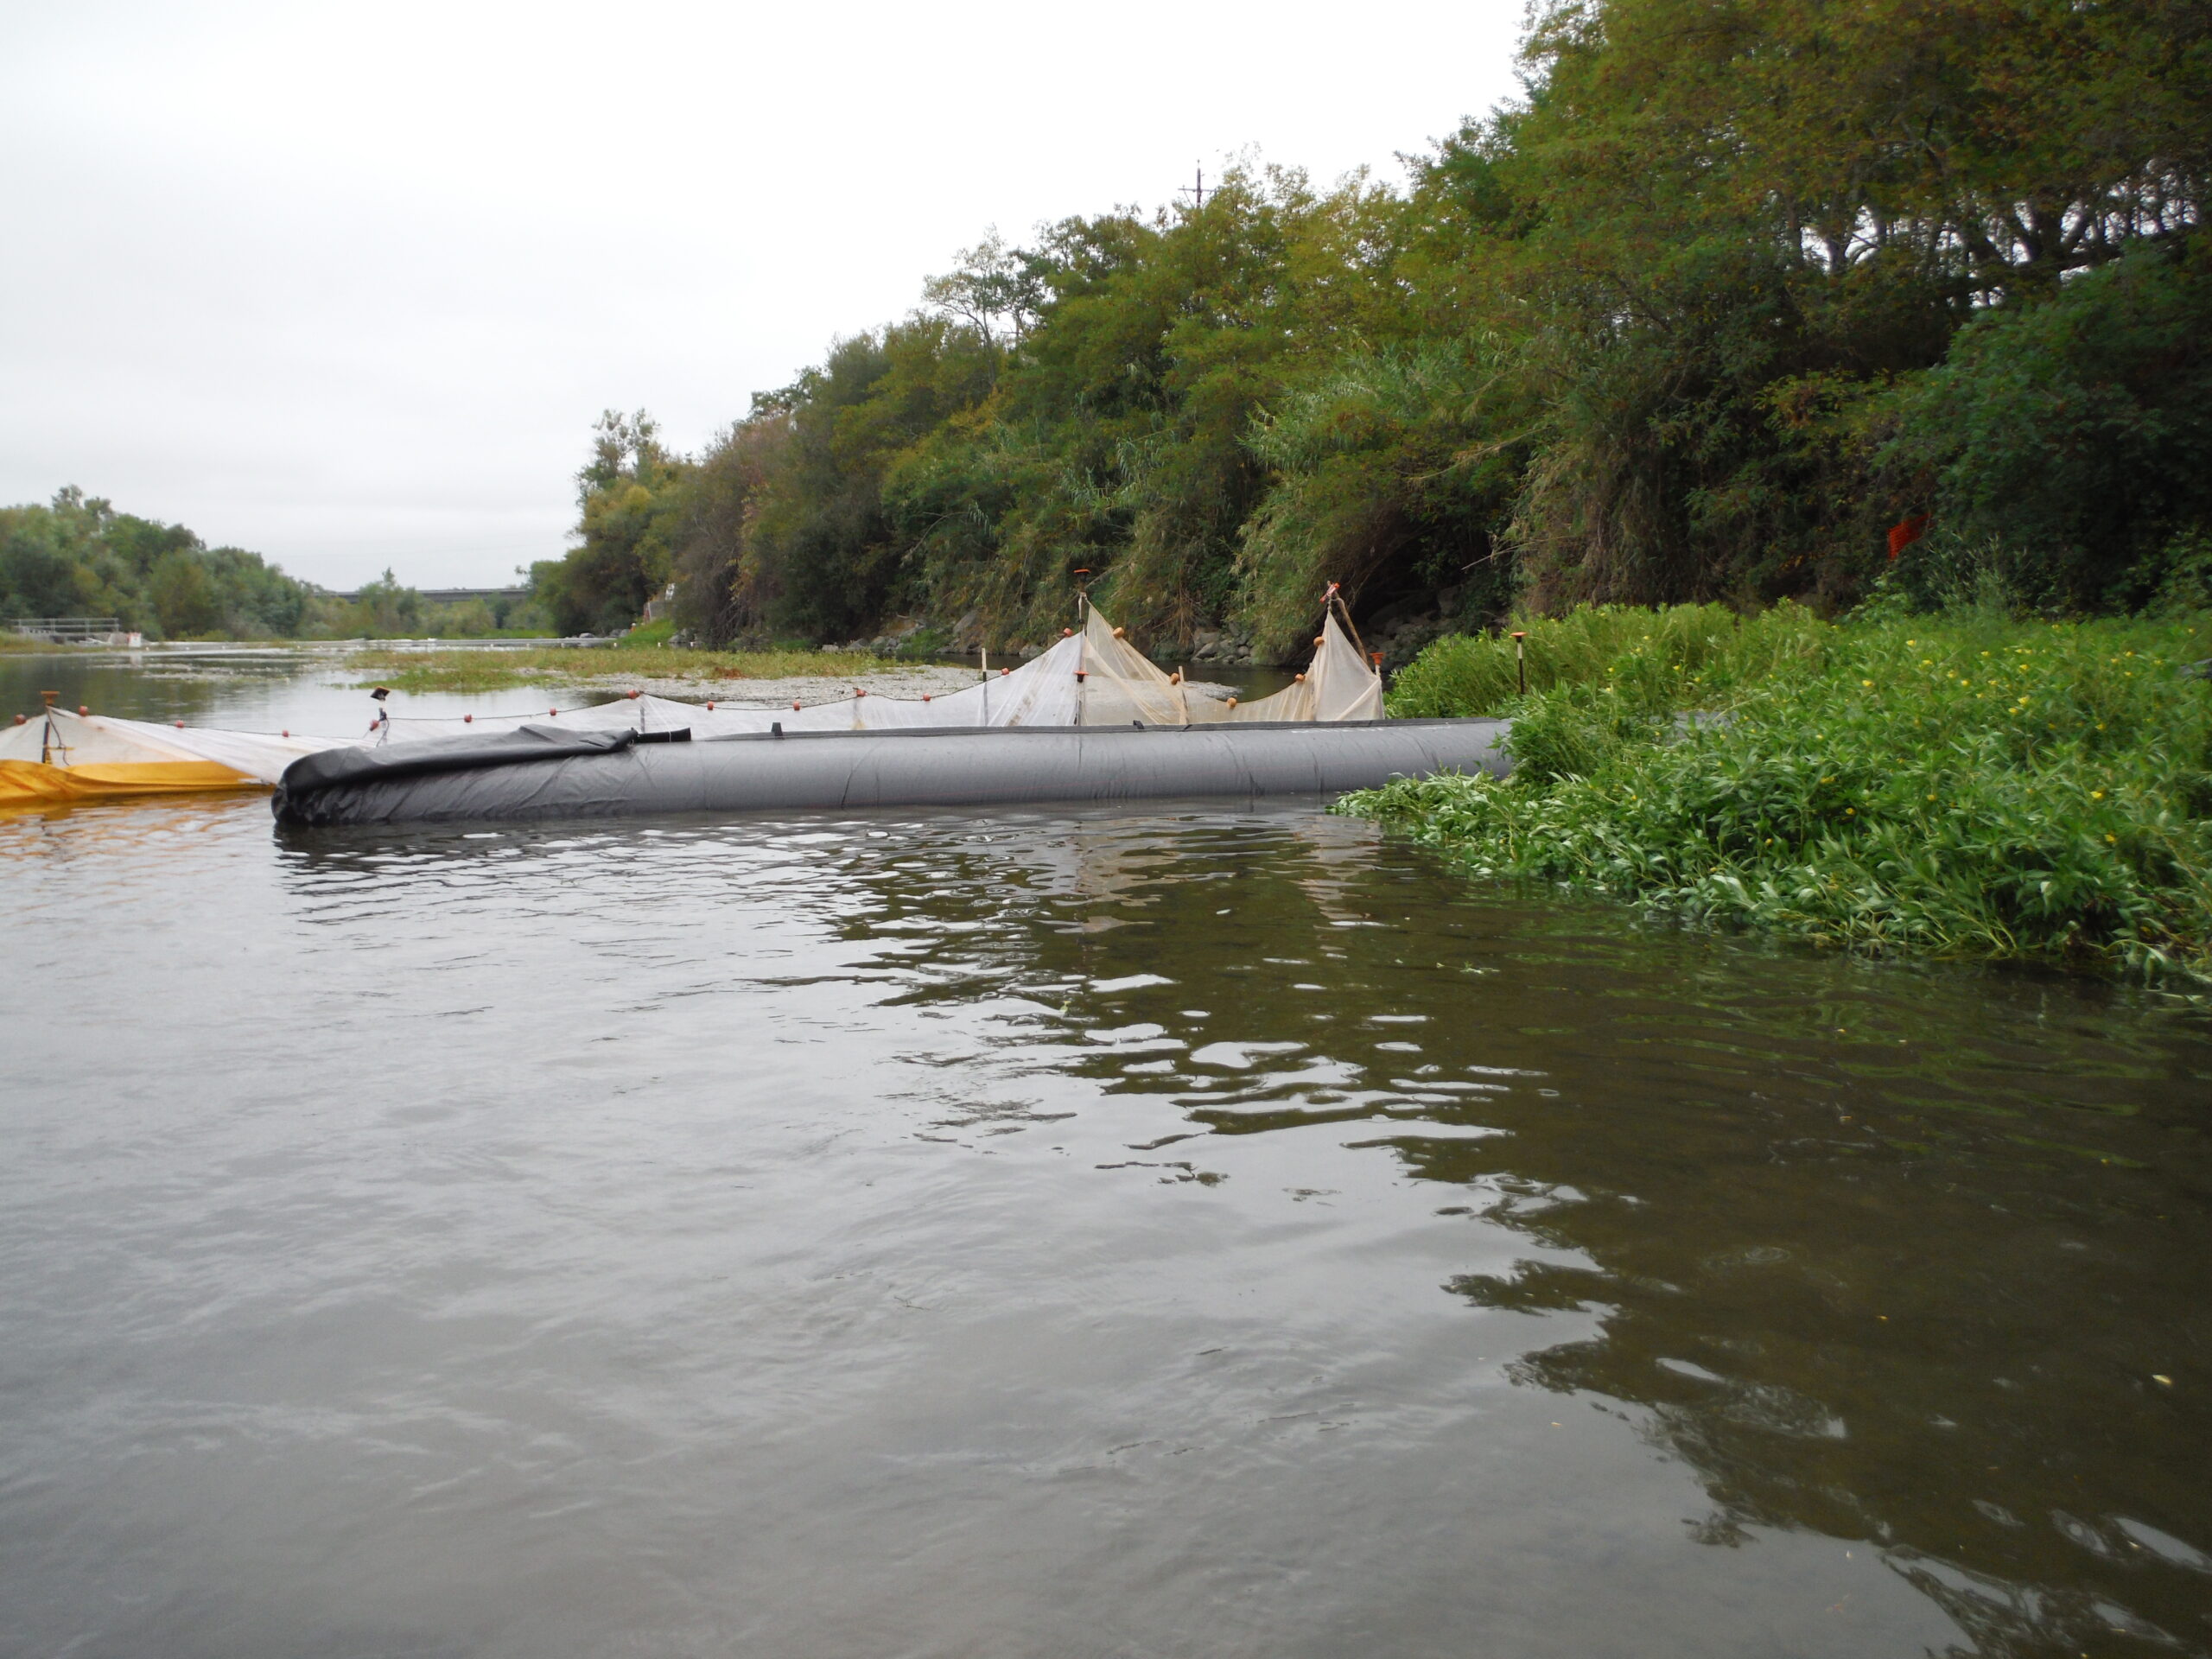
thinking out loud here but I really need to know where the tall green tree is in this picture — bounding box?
[535,410,694,635]
[740,317,1000,640]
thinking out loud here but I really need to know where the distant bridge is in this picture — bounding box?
[325,587,529,606]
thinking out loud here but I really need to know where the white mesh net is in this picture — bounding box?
[0,708,351,782]
[9,598,1387,782]
[368,601,1381,744]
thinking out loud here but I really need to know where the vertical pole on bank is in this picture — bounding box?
[1512,631,1527,696]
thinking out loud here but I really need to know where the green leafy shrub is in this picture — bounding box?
[1343,607,2212,980]
[1384,603,1827,720]
[1883,237,2212,611]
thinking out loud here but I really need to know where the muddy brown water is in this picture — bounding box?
[3,656,2209,1657]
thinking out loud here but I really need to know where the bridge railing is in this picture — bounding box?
[5,616,124,641]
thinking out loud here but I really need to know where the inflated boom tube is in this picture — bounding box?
[271,718,1510,827]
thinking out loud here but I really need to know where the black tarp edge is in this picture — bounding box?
[276,723,638,795]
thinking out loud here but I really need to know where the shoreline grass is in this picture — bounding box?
[348,645,889,695]
[1338,601,2212,982]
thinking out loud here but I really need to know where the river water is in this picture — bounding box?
[4,655,2210,1657]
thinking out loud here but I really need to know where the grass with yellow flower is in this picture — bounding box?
[1341,599,2212,981]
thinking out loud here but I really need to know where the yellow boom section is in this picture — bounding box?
[0,759,264,807]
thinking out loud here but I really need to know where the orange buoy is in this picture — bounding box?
[78,704,88,715]
[922,694,931,702]
[1294,672,1306,683]
[13,715,23,725]
[626,689,639,699]
[1226,696,1239,709]
[463,714,473,723]
[791,700,801,711]
[549,708,558,716]
[1111,626,1126,639]
[1062,627,1073,637]
[175,720,185,729]
[705,702,715,711]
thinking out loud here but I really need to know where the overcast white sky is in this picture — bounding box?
[2,0,1525,589]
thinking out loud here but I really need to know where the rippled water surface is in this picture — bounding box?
[4,661,2211,1658]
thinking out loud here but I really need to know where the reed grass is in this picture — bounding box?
[351,645,885,694]
[1340,604,2212,981]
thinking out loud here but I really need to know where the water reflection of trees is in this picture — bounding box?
[823,809,2212,1659]
[1376,1024,2211,1649]
[1438,1192,2212,1656]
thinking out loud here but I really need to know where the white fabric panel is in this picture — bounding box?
[84,712,354,781]
[0,717,58,761]
[1217,612,1382,723]
[1311,611,1386,721]
[1074,612,1195,726]
[976,632,1087,726]
[1218,682,1312,723]
[1,709,345,782]
[2,709,194,765]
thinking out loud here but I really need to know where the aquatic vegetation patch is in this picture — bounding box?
[351,645,887,694]
[1340,607,2212,980]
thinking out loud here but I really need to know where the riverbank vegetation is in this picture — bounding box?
[533,0,2209,658]
[350,644,884,696]
[1341,601,2212,980]
[3,487,323,640]
[0,489,547,642]
[336,573,545,640]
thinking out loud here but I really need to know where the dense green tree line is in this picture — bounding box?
[1,489,541,640]
[546,0,2212,659]
[0,487,322,639]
